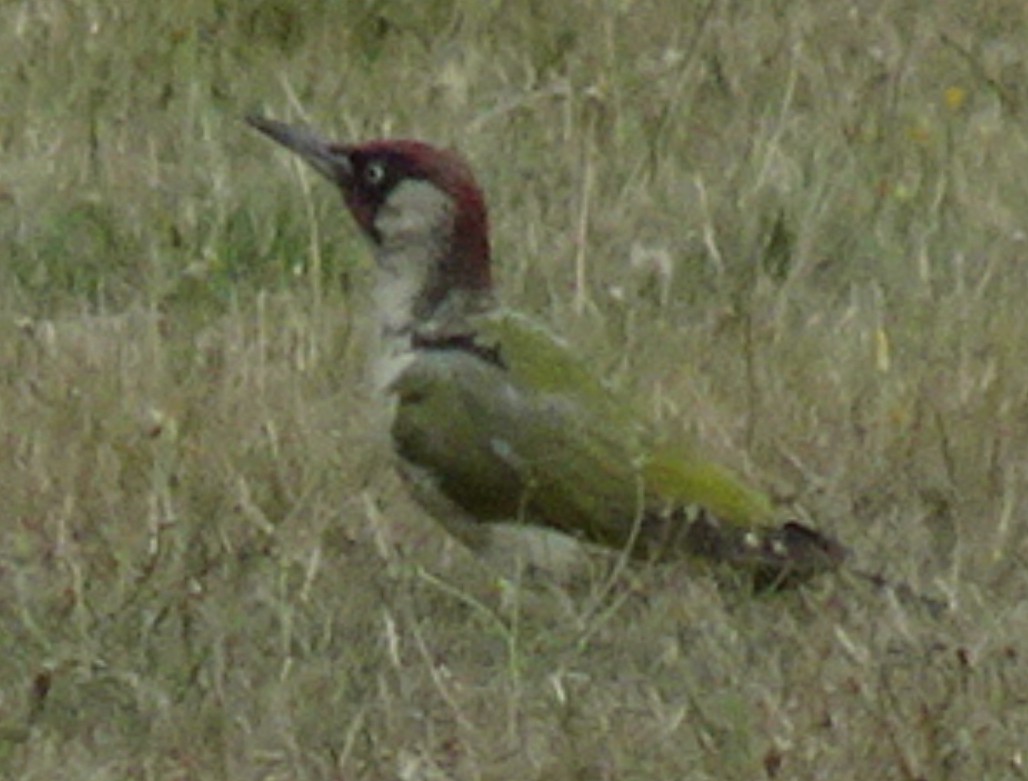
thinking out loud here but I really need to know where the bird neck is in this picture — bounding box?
[367,178,493,388]
[370,178,493,332]
[371,248,495,391]
[373,251,494,335]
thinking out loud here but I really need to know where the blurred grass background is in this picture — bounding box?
[2,0,1028,778]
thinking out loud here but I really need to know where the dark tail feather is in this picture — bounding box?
[683,513,848,588]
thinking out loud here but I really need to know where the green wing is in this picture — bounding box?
[391,311,644,543]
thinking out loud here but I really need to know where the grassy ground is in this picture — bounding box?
[2,0,1028,778]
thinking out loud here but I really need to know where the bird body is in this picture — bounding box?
[248,115,845,582]
[389,307,774,549]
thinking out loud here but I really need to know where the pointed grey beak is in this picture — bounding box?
[246,114,352,183]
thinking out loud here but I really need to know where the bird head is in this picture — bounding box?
[247,115,492,329]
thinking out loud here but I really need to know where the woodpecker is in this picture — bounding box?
[247,115,846,584]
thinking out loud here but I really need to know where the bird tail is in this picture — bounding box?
[643,445,847,584]
[681,511,848,587]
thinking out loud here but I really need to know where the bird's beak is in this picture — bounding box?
[246,114,353,184]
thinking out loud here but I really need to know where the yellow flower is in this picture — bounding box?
[944,86,968,112]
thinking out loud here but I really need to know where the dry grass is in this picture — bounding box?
[2,0,1028,778]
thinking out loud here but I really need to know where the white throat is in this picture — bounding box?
[366,178,493,391]
[370,267,424,392]
[372,179,455,333]
[370,179,454,390]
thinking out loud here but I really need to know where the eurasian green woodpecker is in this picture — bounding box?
[248,115,846,584]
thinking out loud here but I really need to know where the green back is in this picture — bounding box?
[390,309,777,555]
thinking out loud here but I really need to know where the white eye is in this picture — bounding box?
[365,160,387,185]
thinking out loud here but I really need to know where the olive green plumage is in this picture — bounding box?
[391,310,841,579]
